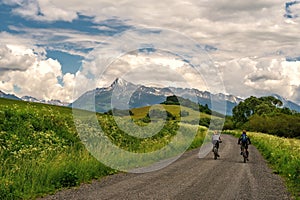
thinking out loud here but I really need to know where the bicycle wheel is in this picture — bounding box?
[213,146,218,160]
[243,151,247,163]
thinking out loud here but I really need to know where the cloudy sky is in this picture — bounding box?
[1,0,300,104]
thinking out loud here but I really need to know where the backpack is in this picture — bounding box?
[241,134,248,144]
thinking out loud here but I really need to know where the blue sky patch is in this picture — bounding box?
[284,1,300,18]
[0,4,25,33]
[57,76,64,86]
[13,84,21,93]
[286,56,300,61]
[138,46,156,54]
[204,45,217,51]
[46,50,83,74]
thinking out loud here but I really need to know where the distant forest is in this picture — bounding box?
[224,96,300,138]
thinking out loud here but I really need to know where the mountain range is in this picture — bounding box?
[0,90,20,101]
[0,91,69,107]
[1,78,300,115]
[72,78,240,115]
[71,78,300,115]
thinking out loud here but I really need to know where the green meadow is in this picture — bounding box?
[0,98,207,199]
[1,97,299,199]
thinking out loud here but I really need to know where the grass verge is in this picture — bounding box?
[223,130,300,199]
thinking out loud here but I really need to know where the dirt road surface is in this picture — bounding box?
[39,134,292,200]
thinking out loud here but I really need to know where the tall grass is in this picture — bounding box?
[0,98,208,199]
[0,148,117,199]
[0,99,117,199]
[223,130,300,199]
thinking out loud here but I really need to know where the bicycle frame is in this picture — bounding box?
[213,145,218,160]
[240,145,248,163]
[212,140,222,160]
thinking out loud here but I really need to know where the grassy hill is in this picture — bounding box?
[131,104,214,121]
[0,97,208,199]
[0,98,115,199]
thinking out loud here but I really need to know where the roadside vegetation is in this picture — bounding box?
[1,94,299,199]
[223,96,300,138]
[0,98,119,199]
[222,96,300,199]
[224,130,300,199]
[0,97,208,199]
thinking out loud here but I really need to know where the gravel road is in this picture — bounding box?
[39,134,292,200]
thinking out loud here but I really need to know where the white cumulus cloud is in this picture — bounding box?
[0,45,76,102]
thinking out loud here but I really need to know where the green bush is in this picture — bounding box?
[0,180,20,200]
[57,171,79,188]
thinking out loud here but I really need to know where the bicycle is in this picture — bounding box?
[238,131,251,163]
[240,145,249,163]
[213,140,222,160]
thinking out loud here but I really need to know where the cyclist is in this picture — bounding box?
[212,130,221,157]
[238,130,251,160]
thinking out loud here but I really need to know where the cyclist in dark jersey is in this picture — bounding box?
[238,130,251,159]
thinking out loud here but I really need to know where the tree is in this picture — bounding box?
[232,96,284,126]
[231,95,300,138]
[255,103,273,115]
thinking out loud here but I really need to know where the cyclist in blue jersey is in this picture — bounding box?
[238,130,251,160]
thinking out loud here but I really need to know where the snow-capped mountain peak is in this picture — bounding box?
[111,78,132,88]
